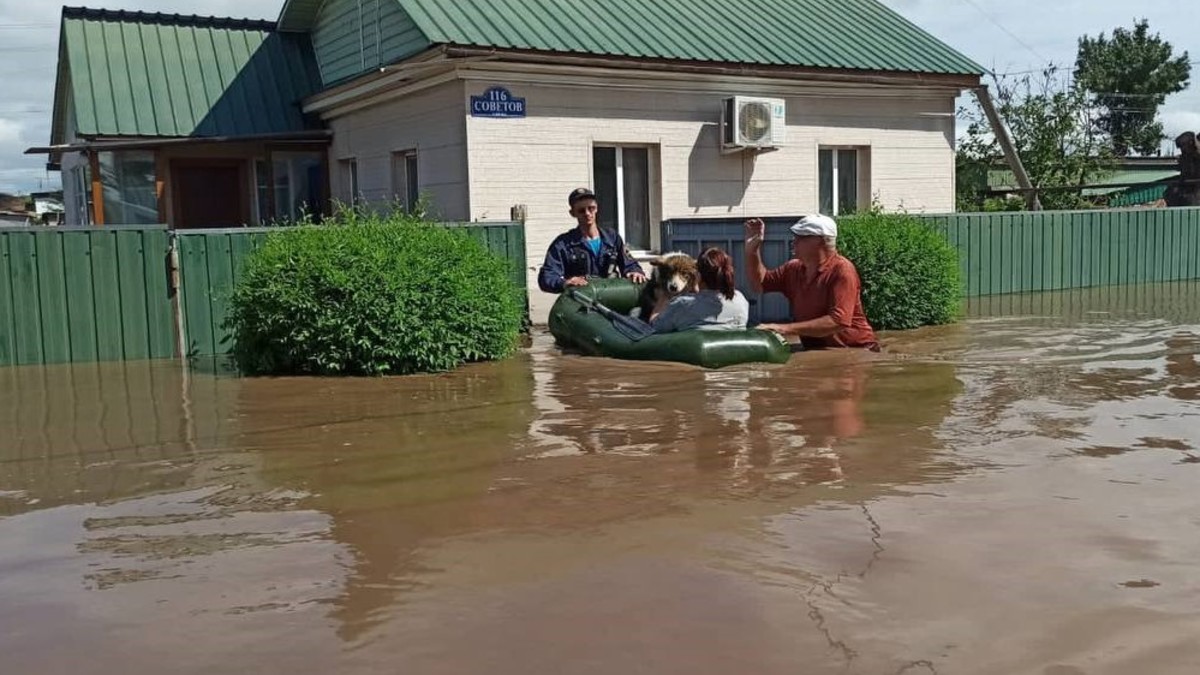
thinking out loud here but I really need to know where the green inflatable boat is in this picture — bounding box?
[547,278,792,369]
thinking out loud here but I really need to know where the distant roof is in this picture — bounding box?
[52,7,324,142]
[1081,169,1181,196]
[988,167,1181,193]
[278,0,985,77]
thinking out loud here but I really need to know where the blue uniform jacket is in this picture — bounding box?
[537,228,645,293]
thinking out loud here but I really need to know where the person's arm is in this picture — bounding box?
[537,239,586,293]
[615,235,647,283]
[744,218,768,293]
[758,267,857,337]
[757,315,841,337]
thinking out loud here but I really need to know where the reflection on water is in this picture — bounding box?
[3,281,1200,674]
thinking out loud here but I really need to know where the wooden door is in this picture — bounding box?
[172,160,247,228]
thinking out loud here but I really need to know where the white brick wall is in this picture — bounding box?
[323,73,958,325]
[464,80,957,323]
[327,80,470,220]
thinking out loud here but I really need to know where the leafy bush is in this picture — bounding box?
[838,213,963,331]
[225,210,524,376]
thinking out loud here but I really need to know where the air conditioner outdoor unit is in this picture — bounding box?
[721,96,786,152]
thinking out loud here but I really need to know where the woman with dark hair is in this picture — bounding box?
[651,247,750,333]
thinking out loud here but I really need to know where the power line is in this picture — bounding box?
[1088,92,1179,98]
[961,0,1050,65]
[999,59,1200,77]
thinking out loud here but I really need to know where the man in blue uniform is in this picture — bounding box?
[537,188,647,293]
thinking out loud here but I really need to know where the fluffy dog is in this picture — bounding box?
[634,252,699,321]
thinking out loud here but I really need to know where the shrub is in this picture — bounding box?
[225,210,524,376]
[838,213,963,331]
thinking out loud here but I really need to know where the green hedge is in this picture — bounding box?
[839,213,963,331]
[225,212,524,376]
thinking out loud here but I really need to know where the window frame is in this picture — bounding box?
[339,157,359,205]
[818,145,870,217]
[591,143,661,254]
[391,149,419,213]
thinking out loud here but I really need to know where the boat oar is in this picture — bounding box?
[567,289,656,342]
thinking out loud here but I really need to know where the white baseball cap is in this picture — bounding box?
[789,214,838,238]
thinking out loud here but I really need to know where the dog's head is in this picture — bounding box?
[649,252,699,296]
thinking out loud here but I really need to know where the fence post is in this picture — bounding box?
[166,232,187,360]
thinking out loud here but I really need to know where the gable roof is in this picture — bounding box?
[279,0,984,77]
[52,7,324,142]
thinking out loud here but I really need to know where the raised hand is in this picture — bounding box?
[744,218,765,245]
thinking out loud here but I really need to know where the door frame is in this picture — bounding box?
[169,158,250,229]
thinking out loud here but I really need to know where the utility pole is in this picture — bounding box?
[974,85,1042,211]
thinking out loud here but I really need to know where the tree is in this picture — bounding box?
[958,68,1115,211]
[1075,19,1191,157]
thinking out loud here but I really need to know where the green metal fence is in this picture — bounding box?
[0,227,175,366]
[663,207,1200,323]
[2,222,527,366]
[5,209,1199,367]
[175,229,272,357]
[922,208,1200,297]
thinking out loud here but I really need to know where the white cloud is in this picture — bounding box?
[0,118,21,144]
[884,0,1200,152]
[0,168,58,195]
[1161,110,1200,138]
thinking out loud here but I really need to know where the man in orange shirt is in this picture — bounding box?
[743,214,879,351]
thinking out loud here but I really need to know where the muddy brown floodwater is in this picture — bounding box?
[4,283,1200,675]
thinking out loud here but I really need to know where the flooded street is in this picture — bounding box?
[3,282,1200,675]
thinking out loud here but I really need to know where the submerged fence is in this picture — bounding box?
[0,227,176,366]
[663,207,1200,323]
[4,208,1200,366]
[0,222,527,367]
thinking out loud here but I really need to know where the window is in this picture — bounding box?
[255,151,325,224]
[72,164,93,226]
[98,151,159,224]
[391,150,419,212]
[819,147,868,216]
[593,145,655,251]
[340,158,359,204]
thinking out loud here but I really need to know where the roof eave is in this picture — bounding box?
[440,45,983,88]
[48,19,71,149]
[25,129,333,155]
[276,0,322,32]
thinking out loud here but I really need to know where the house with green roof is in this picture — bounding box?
[34,0,984,322]
[35,7,329,228]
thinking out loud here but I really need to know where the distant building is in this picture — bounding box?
[30,191,64,226]
[986,157,1182,208]
[0,212,30,226]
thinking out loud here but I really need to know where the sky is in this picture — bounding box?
[0,0,1195,194]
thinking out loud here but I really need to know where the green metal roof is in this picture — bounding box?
[1108,183,1169,207]
[988,167,1180,195]
[280,0,985,77]
[1081,169,1180,196]
[56,7,324,140]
